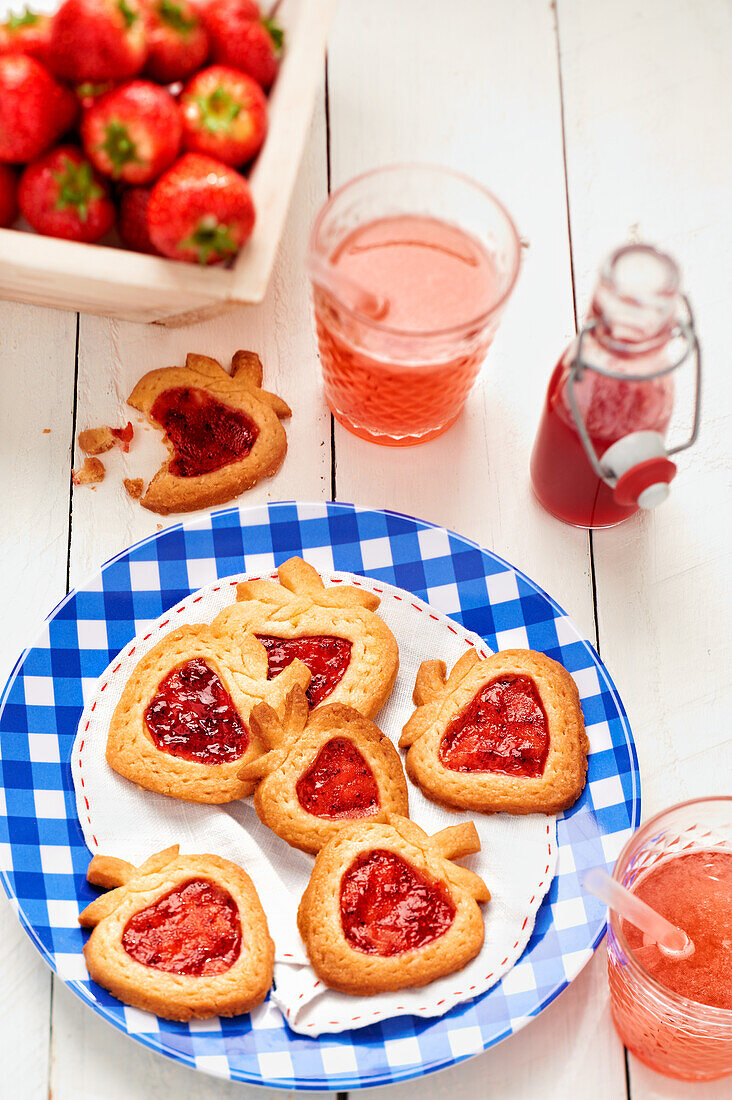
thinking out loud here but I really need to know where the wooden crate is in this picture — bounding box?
[0,0,337,325]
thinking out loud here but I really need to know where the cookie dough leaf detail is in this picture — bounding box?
[86,855,136,889]
[185,352,231,382]
[413,659,448,705]
[240,685,309,779]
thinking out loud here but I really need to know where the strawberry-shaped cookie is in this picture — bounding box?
[214,556,399,717]
[400,649,589,814]
[298,817,490,995]
[106,622,310,802]
[239,686,409,853]
[128,350,290,514]
[79,846,274,1020]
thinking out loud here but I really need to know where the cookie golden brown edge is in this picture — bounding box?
[214,556,399,719]
[400,648,589,814]
[297,816,490,996]
[106,623,310,803]
[239,685,409,853]
[128,350,290,514]
[79,846,274,1021]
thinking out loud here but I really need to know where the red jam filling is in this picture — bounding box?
[150,386,258,478]
[122,878,241,975]
[111,421,134,452]
[439,675,549,777]
[145,658,249,764]
[296,737,380,819]
[255,634,352,707]
[340,849,456,956]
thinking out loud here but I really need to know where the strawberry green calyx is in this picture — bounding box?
[77,82,113,100]
[158,0,197,34]
[118,0,138,29]
[261,16,284,53]
[53,158,103,224]
[194,87,242,133]
[182,216,238,264]
[98,120,141,177]
[6,9,40,30]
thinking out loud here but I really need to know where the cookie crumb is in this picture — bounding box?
[79,426,115,455]
[124,477,144,500]
[43,428,51,434]
[79,422,134,455]
[72,457,105,486]
[111,422,134,452]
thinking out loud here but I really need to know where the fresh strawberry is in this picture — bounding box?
[180,64,266,167]
[81,80,181,184]
[146,152,255,264]
[144,0,208,84]
[19,145,116,241]
[48,0,148,82]
[0,54,78,164]
[74,80,119,109]
[202,0,282,90]
[0,8,53,64]
[118,185,158,251]
[0,164,18,227]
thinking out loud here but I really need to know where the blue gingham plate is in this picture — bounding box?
[0,501,640,1090]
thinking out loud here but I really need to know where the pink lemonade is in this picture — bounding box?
[623,851,732,1010]
[313,213,501,445]
[608,848,732,1080]
[330,215,497,333]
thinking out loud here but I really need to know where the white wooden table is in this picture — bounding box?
[1,1,730,1097]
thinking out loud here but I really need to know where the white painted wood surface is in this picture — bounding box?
[1,1,729,1098]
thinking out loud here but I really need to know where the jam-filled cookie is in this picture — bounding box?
[400,648,588,814]
[128,350,290,514]
[106,623,310,803]
[239,686,409,854]
[79,846,274,1020]
[297,816,490,995]
[214,556,399,717]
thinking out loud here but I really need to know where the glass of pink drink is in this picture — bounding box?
[308,165,520,445]
[607,798,732,1080]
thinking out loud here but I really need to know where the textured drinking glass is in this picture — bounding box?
[308,164,520,446]
[607,798,732,1081]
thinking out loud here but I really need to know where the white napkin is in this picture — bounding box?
[72,570,558,1035]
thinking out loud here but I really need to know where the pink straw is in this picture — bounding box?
[308,253,389,321]
[584,867,694,958]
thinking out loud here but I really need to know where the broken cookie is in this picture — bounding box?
[128,350,290,514]
[72,456,105,485]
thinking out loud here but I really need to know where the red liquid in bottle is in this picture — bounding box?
[531,244,685,529]
[530,358,673,528]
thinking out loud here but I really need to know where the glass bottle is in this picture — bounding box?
[530,244,701,528]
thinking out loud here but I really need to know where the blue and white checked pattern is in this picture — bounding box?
[0,501,640,1090]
